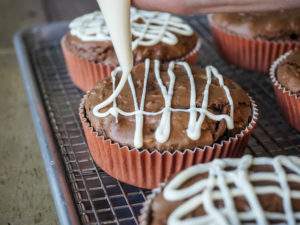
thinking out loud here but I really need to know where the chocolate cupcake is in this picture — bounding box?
[209,9,300,73]
[80,59,258,188]
[62,8,201,91]
[270,49,300,132]
[140,155,300,225]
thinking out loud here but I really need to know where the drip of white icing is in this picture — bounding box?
[154,61,175,143]
[163,155,300,225]
[69,8,193,49]
[93,59,234,148]
[131,59,150,148]
[186,65,234,140]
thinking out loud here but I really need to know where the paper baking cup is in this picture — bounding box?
[177,38,201,66]
[208,15,300,73]
[61,37,201,92]
[270,51,300,132]
[61,37,116,92]
[139,184,164,225]
[79,96,258,189]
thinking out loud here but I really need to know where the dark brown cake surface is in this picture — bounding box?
[146,155,300,225]
[64,30,198,66]
[212,9,300,40]
[277,49,300,94]
[84,61,251,151]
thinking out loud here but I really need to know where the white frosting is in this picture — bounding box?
[130,9,193,50]
[163,155,300,225]
[69,8,193,50]
[69,11,110,41]
[93,59,234,148]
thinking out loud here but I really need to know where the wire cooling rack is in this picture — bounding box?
[15,15,300,225]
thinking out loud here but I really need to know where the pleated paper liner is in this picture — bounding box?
[139,184,164,225]
[79,95,258,189]
[60,36,115,92]
[61,36,201,92]
[270,51,300,132]
[208,15,300,74]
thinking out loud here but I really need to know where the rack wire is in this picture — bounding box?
[28,16,300,224]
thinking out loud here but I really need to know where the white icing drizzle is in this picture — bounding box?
[154,61,175,143]
[163,155,300,225]
[130,9,193,49]
[92,59,234,148]
[69,11,110,41]
[69,8,193,49]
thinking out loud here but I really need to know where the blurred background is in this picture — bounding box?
[0,0,98,224]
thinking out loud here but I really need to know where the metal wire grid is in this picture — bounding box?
[27,15,300,225]
[31,43,152,224]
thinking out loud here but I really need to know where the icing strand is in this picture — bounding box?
[93,69,131,112]
[203,169,229,225]
[234,157,267,225]
[128,59,151,148]
[69,11,110,41]
[69,9,193,47]
[154,60,175,143]
[274,157,295,225]
[93,60,234,148]
[163,155,300,225]
[217,167,240,225]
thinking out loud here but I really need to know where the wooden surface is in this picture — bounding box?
[0,0,100,224]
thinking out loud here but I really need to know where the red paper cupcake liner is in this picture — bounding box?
[208,15,300,74]
[270,51,300,132]
[79,95,258,189]
[178,38,201,66]
[61,37,201,92]
[61,37,116,92]
[139,184,164,225]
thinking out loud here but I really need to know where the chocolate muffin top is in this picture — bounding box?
[64,9,199,66]
[145,155,300,225]
[277,49,300,94]
[84,60,252,151]
[212,9,300,40]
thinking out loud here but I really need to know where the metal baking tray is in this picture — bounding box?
[14,15,300,225]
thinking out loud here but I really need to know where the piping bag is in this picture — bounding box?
[94,0,133,114]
